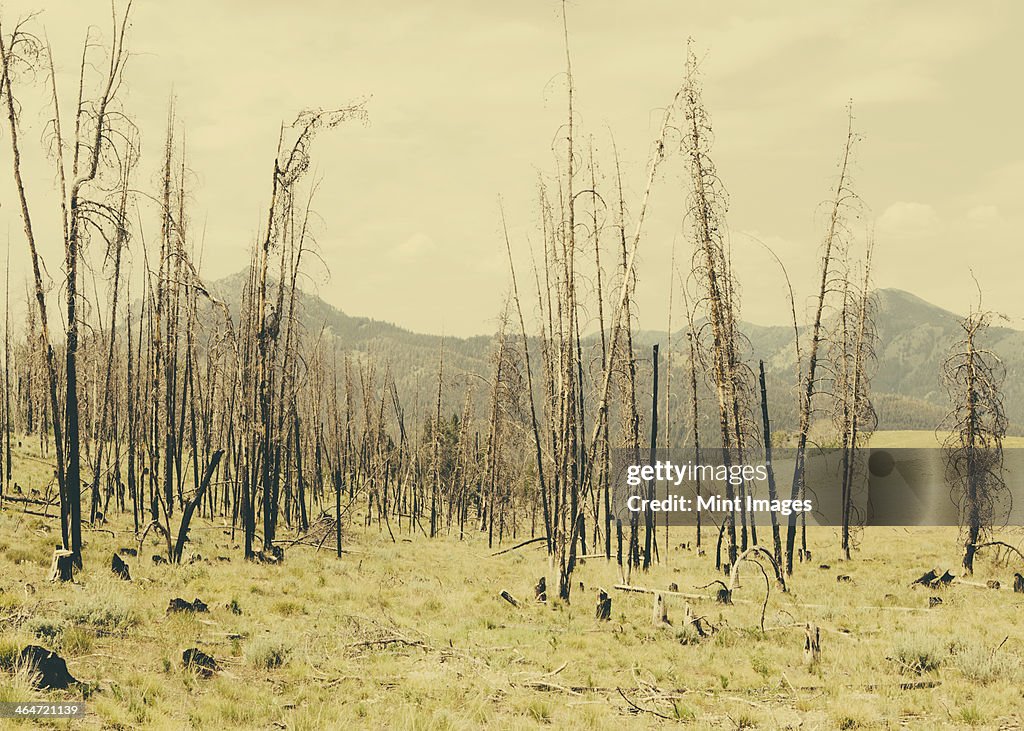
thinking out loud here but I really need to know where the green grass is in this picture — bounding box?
[1,439,1023,728]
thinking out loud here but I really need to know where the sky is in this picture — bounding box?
[0,0,1021,336]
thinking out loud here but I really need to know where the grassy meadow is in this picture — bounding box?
[1,436,1023,730]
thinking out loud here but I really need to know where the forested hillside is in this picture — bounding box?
[214,274,1022,436]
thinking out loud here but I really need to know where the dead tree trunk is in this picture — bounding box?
[643,343,659,570]
[786,108,858,574]
[758,361,783,568]
[172,450,225,563]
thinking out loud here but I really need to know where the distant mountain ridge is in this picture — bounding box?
[211,272,1023,433]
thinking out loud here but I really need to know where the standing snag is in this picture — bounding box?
[786,106,861,574]
[804,624,821,666]
[651,592,670,627]
[941,305,1008,574]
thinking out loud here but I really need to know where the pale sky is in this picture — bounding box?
[1,1,1021,336]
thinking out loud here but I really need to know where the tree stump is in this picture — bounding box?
[168,597,210,614]
[651,592,670,627]
[152,554,167,565]
[684,603,709,638]
[182,648,218,678]
[715,587,732,605]
[499,591,520,608]
[668,582,679,592]
[804,624,820,666]
[912,569,939,587]
[20,646,78,689]
[259,545,285,564]
[534,577,547,603]
[48,549,75,582]
[929,596,943,608]
[111,553,131,581]
[986,580,1000,590]
[595,590,611,621]
[836,575,852,583]
[1012,573,1024,593]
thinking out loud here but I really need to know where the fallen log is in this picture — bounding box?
[613,584,928,612]
[182,648,218,677]
[168,597,210,614]
[1,493,56,507]
[491,536,547,557]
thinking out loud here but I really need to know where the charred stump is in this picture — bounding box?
[651,592,670,627]
[534,577,547,603]
[182,648,218,678]
[1014,573,1024,593]
[20,646,78,689]
[804,624,820,666]
[48,549,75,582]
[684,604,710,638]
[595,590,612,621]
[168,597,210,614]
[111,553,131,581]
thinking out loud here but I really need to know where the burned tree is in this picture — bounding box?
[942,303,1007,574]
[681,46,754,571]
[829,240,877,559]
[1,4,136,566]
[785,106,861,574]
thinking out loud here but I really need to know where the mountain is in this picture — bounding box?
[735,289,1024,433]
[211,272,1024,434]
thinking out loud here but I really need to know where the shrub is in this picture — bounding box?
[26,618,64,642]
[892,632,946,674]
[60,626,95,655]
[951,643,1022,685]
[0,636,21,671]
[64,592,138,633]
[245,638,291,670]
